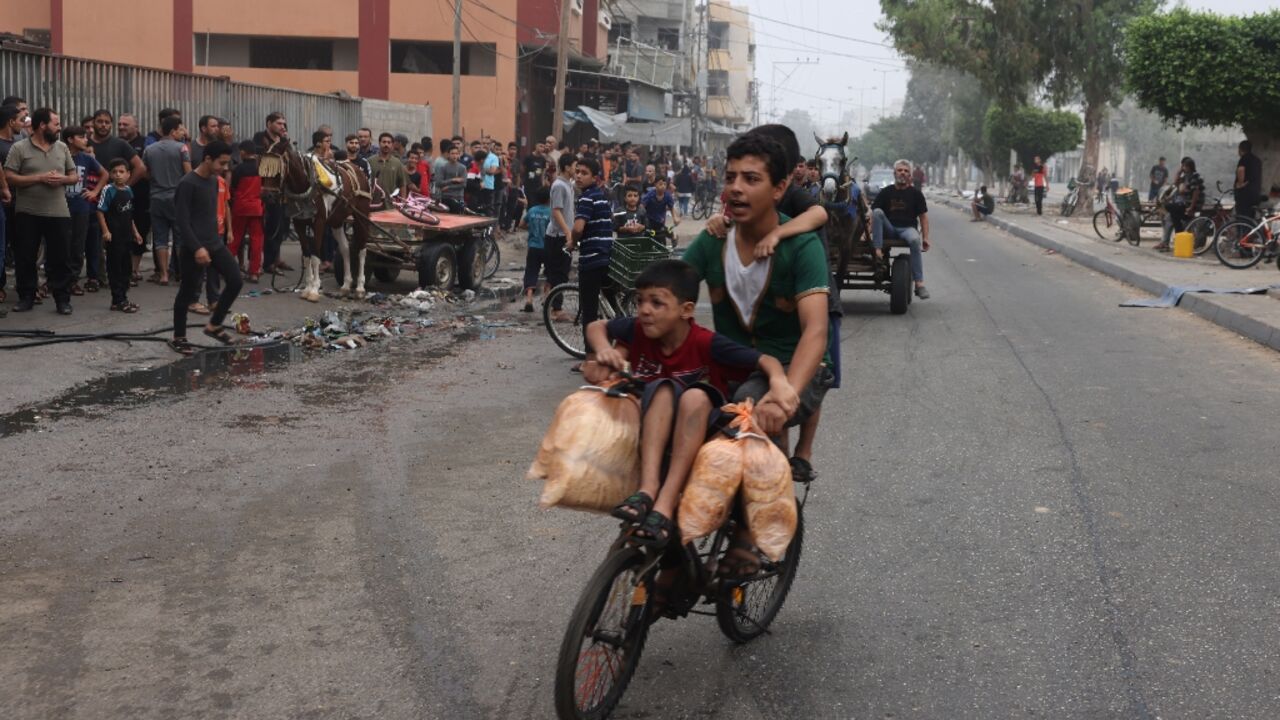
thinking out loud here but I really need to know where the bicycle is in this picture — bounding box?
[553,405,809,719]
[543,233,673,358]
[1059,177,1082,218]
[1183,185,1241,258]
[690,181,719,220]
[1091,187,1144,246]
[1213,211,1280,270]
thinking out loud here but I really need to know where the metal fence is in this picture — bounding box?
[0,46,363,140]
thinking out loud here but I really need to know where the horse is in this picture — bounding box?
[811,132,870,279]
[261,137,373,301]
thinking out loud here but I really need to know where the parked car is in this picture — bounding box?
[865,168,895,203]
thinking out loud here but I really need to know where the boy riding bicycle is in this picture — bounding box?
[582,259,797,549]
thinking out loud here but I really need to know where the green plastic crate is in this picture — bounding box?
[1114,187,1141,214]
[608,235,671,289]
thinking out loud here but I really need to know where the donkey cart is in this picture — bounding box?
[340,209,497,291]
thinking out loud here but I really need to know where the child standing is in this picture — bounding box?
[570,156,614,349]
[612,185,647,240]
[230,140,264,281]
[518,185,552,313]
[96,158,143,312]
[62,126,106,294]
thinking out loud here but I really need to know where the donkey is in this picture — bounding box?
[262,138,373,301]
[813,132,850,203]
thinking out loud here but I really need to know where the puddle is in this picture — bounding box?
[0,342,301,438]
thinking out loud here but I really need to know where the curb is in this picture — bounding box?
[939,198,1280,352]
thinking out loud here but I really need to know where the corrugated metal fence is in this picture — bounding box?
[0,47,362,140]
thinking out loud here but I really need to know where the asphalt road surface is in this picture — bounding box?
[4,209,1280,719]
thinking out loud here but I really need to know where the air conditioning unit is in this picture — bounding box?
[600,12,612,30]
[572,0,583,15]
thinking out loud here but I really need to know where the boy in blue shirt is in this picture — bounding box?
[570,157,614,348]
[62,126,107,294]
[97,158,144,312]
[640,176,680,248]
[518,185,552,312]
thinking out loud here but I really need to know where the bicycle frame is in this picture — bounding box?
[1236,214,1280,249]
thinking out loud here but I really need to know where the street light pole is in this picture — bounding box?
[875,69,898,121]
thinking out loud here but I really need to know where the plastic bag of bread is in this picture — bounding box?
[739,419,797,562]
[527,383,641,513]
[677,432,744,542]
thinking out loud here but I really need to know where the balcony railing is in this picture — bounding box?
[606,36,680,91]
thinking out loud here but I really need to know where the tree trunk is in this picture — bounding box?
[1242,123,1279,201]
[1080,100,1105,206]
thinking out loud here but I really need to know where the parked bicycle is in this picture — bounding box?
[1183,183,1243,258]
[690,180,719,220]
[1213,211,1280,270]
[543,233,674,358]
[553,398,808,719]
[1060,177,1082,218]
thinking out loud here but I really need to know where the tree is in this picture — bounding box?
[1125,9,1280,192]
[984,105,1084,174]
[1033,0,1160,202]
[849,116,909,168]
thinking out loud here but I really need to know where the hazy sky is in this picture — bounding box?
[740,0,1280,136]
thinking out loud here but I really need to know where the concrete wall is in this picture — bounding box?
[0,4,52,36]
[361,98,432,141]
[62,0,174,69]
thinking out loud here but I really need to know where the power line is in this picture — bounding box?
[712,4,895,49]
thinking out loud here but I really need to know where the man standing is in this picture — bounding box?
[344,134,372,179]
[142,115,192,286]
[480,142,501,216]
[117,113,150,283]
[0,104,21,300]
[254,112,293,275]
[1148,157,1168,202]
[170,141,243,355]
[871,159,932,299]
[356,127,376,161]
[90,110,146,186]
[4,108,79,314]
[369,132,410,200]
[189,115,220,165]
[1233,140,1263,221]
[1031,155,1048,215]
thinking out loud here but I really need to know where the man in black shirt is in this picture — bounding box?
[1234,140,1263,221]
[170,141,243,355]
[871,159,931,299]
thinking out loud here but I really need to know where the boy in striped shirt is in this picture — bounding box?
[570,156,615,347]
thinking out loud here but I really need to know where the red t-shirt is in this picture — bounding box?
[605,317,759,394]
[416,159,431,196]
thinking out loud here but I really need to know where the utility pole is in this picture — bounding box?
[552,0,572,139]
[452,0,462,136]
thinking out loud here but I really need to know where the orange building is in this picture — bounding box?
[0,0,525,143]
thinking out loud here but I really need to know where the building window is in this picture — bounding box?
[655,28,680,51]
[610,22,632,43]
[390,41,497,76]
[193,34,357,71]
[708,22,729,51]
[707,70,729,97]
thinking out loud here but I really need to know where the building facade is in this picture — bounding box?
[0,0,520,144]
[704,0,755,131]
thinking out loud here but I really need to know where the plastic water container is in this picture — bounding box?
[1173,231,1194,258]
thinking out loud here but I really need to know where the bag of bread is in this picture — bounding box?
[699,399,797,561]
[677,432,743,542]
[527,383,641,513]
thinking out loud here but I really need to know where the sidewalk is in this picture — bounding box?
[935,194,1280,352]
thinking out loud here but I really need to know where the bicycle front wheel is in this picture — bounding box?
[715,510,804,643]
[482,233,500,278]
[554,547,652,720]
[1185,216,1217,256]
[544,283,586,358]
[1092,208,1117,241]
[1214,221,1266,269]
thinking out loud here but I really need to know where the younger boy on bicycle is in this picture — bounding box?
[582,259,797,549]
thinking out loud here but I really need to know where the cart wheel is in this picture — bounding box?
[418,244,457,288]
[889,255,910,315]
[457,237,486,291]
[373,266,401,283]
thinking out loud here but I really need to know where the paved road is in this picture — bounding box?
[4,209,1280,719]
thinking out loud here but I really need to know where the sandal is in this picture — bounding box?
[167,338,195,356]
[85,279,100,293]
[202,326,236,345]
[111,302,139,313]
[70,282,84,296]
[188,302,210,315]
[610,492,654,523]
[629,510,675,550]
[789,456,817,484]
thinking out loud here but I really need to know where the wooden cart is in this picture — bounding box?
[341,209,497,291]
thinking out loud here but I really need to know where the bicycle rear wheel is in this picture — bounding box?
[1185,216,1217,256]
[544,283,586,358]
[715,510,804,643]
[554,547,652,720]
[1092,208,1117,240]
[481,232,500,278]
[1214,221,1266,269]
